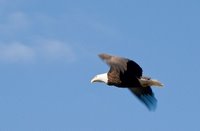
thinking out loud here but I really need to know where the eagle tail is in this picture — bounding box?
[150,79,164,87]
[139,77,164,87]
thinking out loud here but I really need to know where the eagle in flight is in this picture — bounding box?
[91,53,163,111]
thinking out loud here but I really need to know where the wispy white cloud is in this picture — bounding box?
[89,21,119,37]
[0,42,35,63]
[8,12,29,27]
[0,40,76,63]
[64,9,120,37]
[0,10,80,63]
[0,9,118,64]
[0,11,29,35]
[36,39,76,62]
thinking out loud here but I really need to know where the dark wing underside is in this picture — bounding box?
[129,87,157,111]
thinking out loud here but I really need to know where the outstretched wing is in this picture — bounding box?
[99,53,143,77]
[129,87,157,111]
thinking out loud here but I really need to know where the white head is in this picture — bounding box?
[91,73,108,84]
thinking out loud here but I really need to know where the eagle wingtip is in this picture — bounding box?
[98,53,112,60]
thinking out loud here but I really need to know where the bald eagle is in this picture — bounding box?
[91,53,163,111]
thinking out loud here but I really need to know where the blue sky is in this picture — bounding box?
[0,0,200,131]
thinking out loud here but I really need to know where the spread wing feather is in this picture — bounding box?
[129,87,157,111]
[99,53,143,77]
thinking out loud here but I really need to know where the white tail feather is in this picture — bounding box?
[150,79,164,87]
[138,78,163,87]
